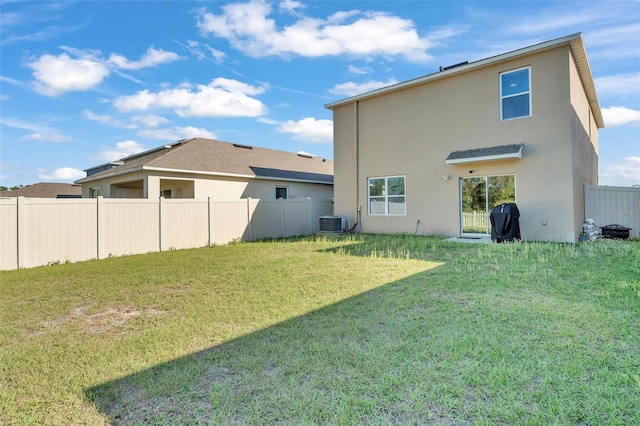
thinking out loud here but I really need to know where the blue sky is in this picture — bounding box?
[1,0,639,188]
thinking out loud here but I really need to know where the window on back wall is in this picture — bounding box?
[89,187,100,198]
[368,176,406,216]
[276,186,288,199]
[500,67,531,120]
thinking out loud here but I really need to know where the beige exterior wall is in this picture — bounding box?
[81,170,333,201]
[332,46,599,242]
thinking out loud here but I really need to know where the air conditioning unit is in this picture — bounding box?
[318,216,348,234]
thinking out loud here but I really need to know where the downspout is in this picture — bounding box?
[354,101,361,232]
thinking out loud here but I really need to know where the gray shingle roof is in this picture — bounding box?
[76,138,333,184]
[0,183,82,198]
[446,144,523,164]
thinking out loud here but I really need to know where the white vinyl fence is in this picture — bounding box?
[0,197,333,270]
[584,185,639,239]
[462,211,489,230]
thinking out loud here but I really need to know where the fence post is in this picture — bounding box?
[208,197,213,247]
[280,198,285,237]
[16,197,26,269]
[96,196,105,259]
[308,197,313,235]
[159,196,165,251]
[246,198,252,241]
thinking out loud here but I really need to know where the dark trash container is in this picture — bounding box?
[490,203,521,243]
[600,224,632,239]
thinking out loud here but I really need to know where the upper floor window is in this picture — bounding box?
[500,67,531,120]
[368,176,406,216]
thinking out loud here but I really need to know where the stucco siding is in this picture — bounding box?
[332,103,358,221]
[81,169,332,201]
[333,46,585,241]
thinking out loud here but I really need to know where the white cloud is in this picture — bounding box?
[38,167,85,181]
[279,0,304,14]
[204,45,226,62]
[108,47,181,70]
[26,46,184,96]
[277,117,332,143]
[0,94,9,101]
[137,126,217,141]
[92,140,146,162]
[601,157,640,186]
[348,65,371,75]
[197,0,439,62]
[602,106,640,127]
[82,109,137,129]
[27,52,110,96]
[24,132,71,143]
[0,116,71,142]
[595,73,640,98]
[131,114,170,128]
[113,78,267,118]
[329,79,398,97]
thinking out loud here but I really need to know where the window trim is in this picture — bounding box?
[89,187,100,198]
[500,66,531,121]
[367,175,406,216]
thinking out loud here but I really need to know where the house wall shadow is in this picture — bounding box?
[85,254,446,424]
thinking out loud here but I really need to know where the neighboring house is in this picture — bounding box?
[325,33,603,243]
[0,182,82,198]
[75,138,334,200]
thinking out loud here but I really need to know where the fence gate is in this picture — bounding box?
[584,184,639,239]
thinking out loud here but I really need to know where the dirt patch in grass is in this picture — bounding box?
[38,304,168,334]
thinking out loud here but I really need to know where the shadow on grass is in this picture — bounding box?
[85,265,462,425]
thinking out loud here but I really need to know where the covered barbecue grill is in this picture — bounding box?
[490,203,521,243]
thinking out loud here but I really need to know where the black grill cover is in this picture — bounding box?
[490,203,521,243]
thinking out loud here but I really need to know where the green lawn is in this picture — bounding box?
[1,234,638,425]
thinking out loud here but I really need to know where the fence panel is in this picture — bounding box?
[0,197,333,269]
[585,185,639,239]
[250,200,283,240]
[283,199,315,237]
[102,199,159,257]
[23,198,97,267]
[0,199,18,270]
[210,200,250,245]
[164,199,210,250]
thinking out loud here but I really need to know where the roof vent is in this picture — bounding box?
[233,143,253,149]
[439,61,469,72]
[298,153,314,159]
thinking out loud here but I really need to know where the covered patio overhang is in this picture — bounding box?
[445,144,523,165]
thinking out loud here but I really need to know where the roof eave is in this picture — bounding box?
[568,36,604,128]
[253,175,334,185]
[75,165,145,184]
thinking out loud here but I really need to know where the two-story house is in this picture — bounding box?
[325,33,603,243]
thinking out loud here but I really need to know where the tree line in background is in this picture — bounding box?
[0,185,27,192]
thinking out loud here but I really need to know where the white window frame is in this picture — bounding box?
[89,187,100,198]
[367,175,406,216]
[500,66,531,121]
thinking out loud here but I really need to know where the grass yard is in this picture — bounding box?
[1,234,639,425]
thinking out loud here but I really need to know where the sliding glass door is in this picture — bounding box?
[460,175,515,235]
